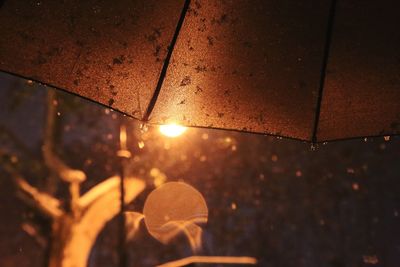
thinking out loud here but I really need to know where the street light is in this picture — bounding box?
[159,123,187,138]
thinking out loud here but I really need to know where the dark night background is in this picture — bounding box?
[0,71,399,266]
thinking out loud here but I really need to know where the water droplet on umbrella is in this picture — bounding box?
[310,144,317,151]
[138,141,145,149]
[140,123,149,133]
[384,136,390,141]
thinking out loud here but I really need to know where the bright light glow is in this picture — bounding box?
[159,124,187,138]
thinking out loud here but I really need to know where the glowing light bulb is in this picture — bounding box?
[159,123,187,138]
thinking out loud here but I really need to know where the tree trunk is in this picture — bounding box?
[47,177,145,267]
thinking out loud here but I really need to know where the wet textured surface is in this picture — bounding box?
[1,0,400,142]
[319,0,400,141]
[0,0,184,119]
[152,0,330,140]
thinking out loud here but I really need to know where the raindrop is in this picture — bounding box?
[363,137,368,142]
[84,158,93,166]
[231,202,237,210]
[10,155,18,163]
[384,136,390,141]
[150,168,167,187]
[352,183,360,191]
[26,80,33,85]
[140,123,149,133]
[310,144,317,151]
[201,133,209,140]
[138,141,145,149]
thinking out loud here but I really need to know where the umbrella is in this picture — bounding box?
[1,0,399,142]
[1,2,400,266]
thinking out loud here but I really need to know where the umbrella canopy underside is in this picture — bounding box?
[0,0,399,142]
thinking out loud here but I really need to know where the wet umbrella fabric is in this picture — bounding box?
[0,0,399,142]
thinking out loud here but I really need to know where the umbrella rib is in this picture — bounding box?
[142,0,191,122]
[311,0,337,143]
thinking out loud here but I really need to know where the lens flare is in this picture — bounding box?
[159,124,187,138]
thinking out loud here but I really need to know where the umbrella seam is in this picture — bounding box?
[311,0,337,143]
[142,0,191,122]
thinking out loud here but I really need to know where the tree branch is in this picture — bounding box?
[43,90,86,184]
[1,159,63,218]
